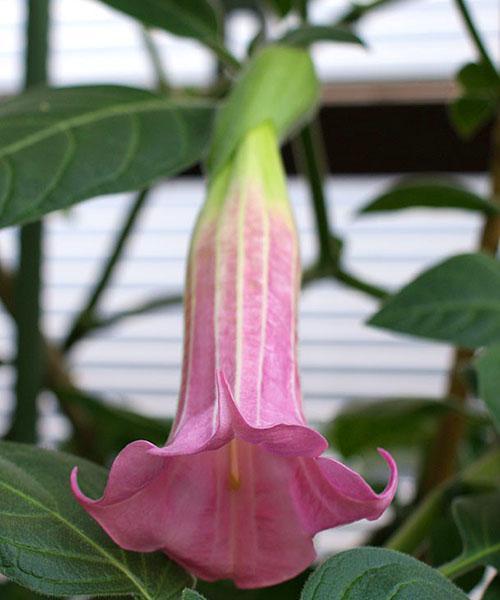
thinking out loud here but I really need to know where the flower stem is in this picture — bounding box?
[10,0,49,443]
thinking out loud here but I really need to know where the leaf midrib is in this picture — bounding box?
[0,478,154,600]
[0,98,188,160]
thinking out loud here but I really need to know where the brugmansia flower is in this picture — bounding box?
[72,123,397,588]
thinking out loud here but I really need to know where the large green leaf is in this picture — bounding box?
[279,25,364,48]
[0,86,213,228]
[369,253,500,348]
[301,547,468,599]
[0,441,191,598]
[359,181,496,215]
[97,0,221,47]
[325,398,454,457]
[207,45,319,175]
[440,493,500,579]
[476,345,500,432]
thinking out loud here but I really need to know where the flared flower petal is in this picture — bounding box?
[72,123,398,588]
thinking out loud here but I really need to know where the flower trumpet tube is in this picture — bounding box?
[71,123,397,588]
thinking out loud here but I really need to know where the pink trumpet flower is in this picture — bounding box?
[71,123,397,588]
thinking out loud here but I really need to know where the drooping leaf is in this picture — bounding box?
[359,181,496,215]
[325,398,455,457]
[207,45,319,175]
[439,493,500,579]
[57,387,172,463]
[0,86,213,228]
[279,25,364,48]
[476,345,500,432]
[369,254,500,348]
[450,62,500,138]
[0,441,192,598]
[97,0,222,48]
[301,547,468,599]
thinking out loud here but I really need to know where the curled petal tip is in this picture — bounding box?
[70,466,87,504]
[376,448,399,501]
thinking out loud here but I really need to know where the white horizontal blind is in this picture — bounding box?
[0,0,498,94]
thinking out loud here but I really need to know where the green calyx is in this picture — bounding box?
[207,44,320,178]
[203,122,290,220]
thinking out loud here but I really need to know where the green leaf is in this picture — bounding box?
[429,514,485,593]
[279,25,364,48]
[207,45,319,175]
[450,62,500,138]
[183,591,208,600]
[325,398,454,457]
[369,253,500,348]
[0,441,192,598]
[0,86,213,228]
[57,387,172,463]
[450,96,497,138]
[97,0,221,46]
[359,181,497,215]
[440,493,500,579]
[457,62,500,94]
[476,345,500,432]
[301,547,468,599]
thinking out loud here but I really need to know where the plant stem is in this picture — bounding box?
[297,122,334,268]
[80,293,183,338]
[420,114,500,493]
[0,259,102,454]
[141,28,170,93]
[336,268,389,300]
[62,188,150,352]
[10,0,49,443]
[296,121,390,301]
[453,0,499,81]
[208,40,241,73]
